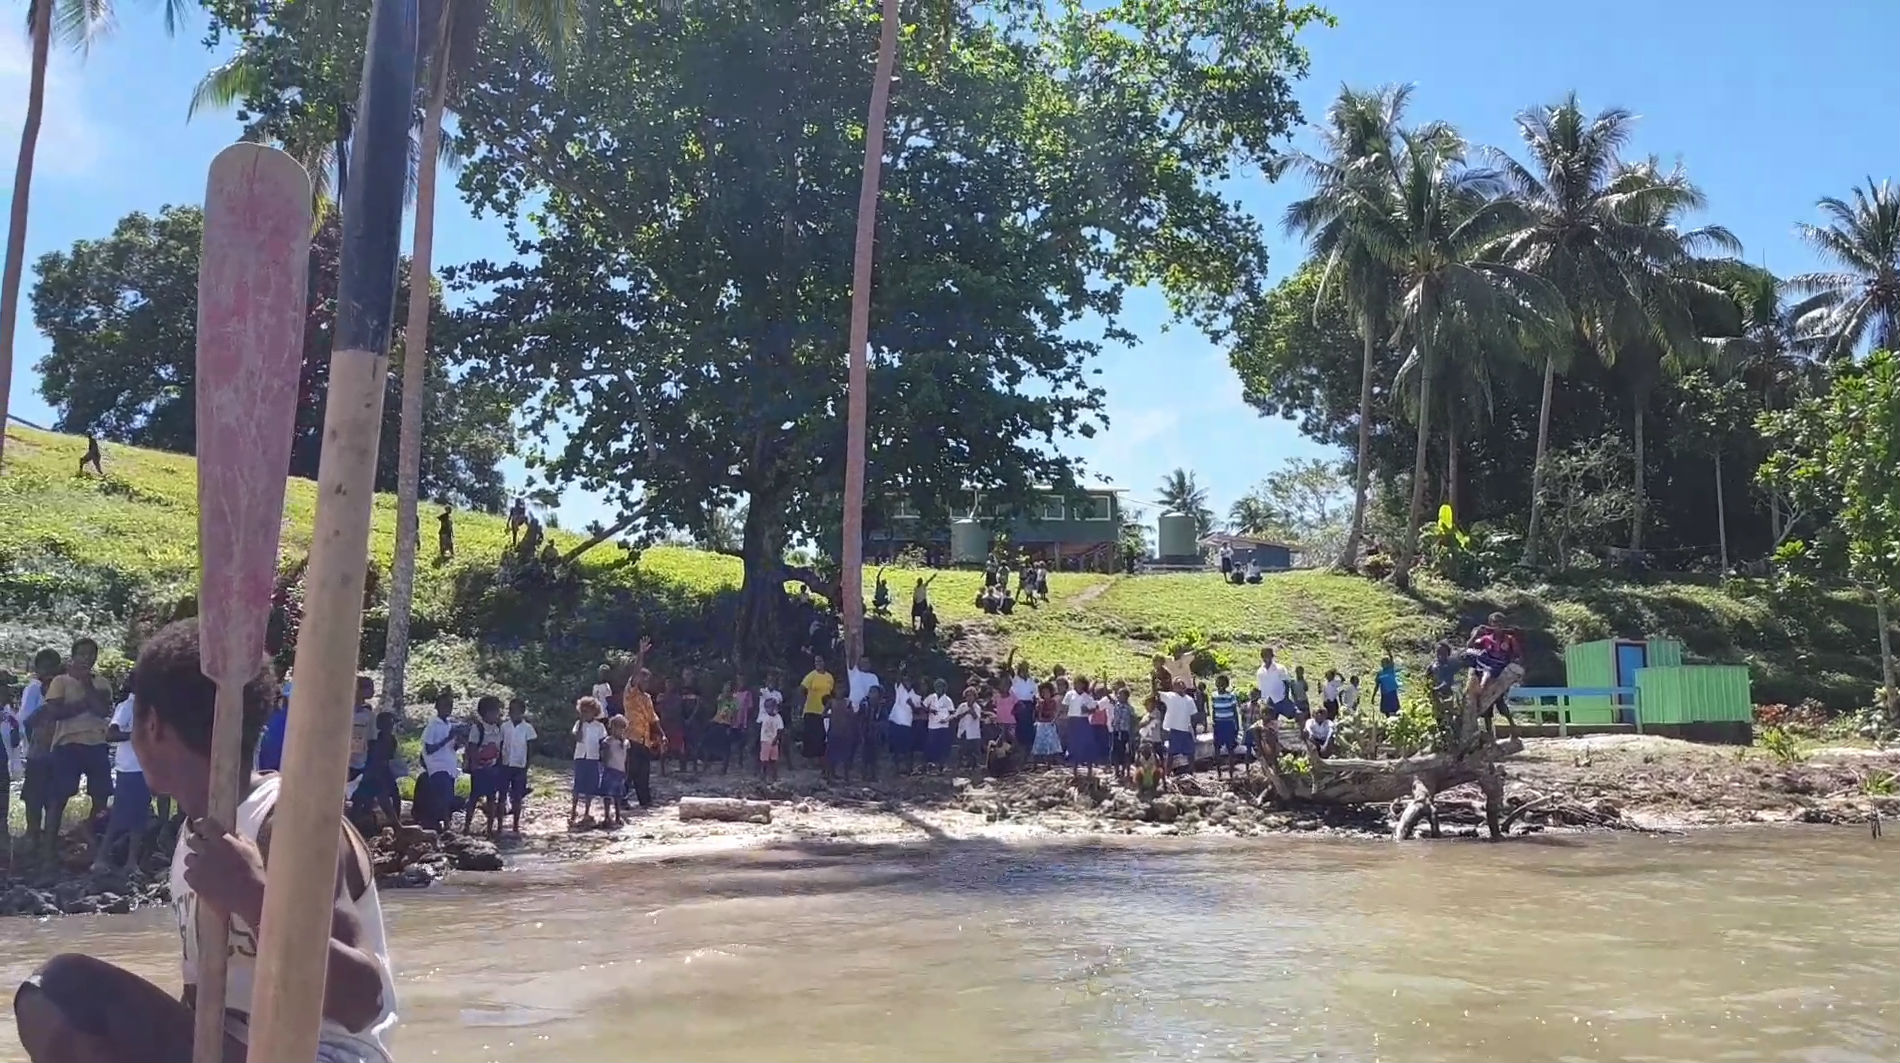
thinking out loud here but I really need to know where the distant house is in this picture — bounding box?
[868,486,1125,572]
[1200,532,1294,573]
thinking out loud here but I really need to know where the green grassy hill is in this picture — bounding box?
[0,426,1879,711]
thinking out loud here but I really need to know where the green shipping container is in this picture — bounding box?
[1565,638,1686,722]
[1635,665,1753,724]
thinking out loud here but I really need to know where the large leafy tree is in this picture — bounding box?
[1789,179,1900,359]
[30,206,510,508]
[1282,84,1409,570]
[446,0,1307,662]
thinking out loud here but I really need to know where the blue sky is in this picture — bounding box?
[4,0,1895,533]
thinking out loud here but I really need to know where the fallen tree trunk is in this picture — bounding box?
[678,797,773,824]
[1260,666,1528,842]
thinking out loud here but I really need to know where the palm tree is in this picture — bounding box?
[0,0,187,470]
[1486,95,1735,564]
[1352,129,1566,589]
[1157,468,1214,537]
[1788,179,1900,359]
[383,0,573,713]
[1227,493,1278,537]
[1283,85,1410,571]
[839,0,903,667]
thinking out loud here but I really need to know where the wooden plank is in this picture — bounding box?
[192,141,312,1063]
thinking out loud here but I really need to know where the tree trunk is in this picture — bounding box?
[1878,590,1897,715]
[0,0,52,471]
[1714,449,1728,573]
[380,3,453,717]
[1445,401,1460,517]
[734,501,789,670]
[838,0,902,668]
[1522,354,1556,567]
[678,796,773,823]
[1393,307,1433,590]
[1630,385,1647,553]
[1335,314,1376,571]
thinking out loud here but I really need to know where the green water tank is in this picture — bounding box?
[950,518,989,565]
[1157,510,1198,562]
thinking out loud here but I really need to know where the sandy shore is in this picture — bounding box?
[514,735,1900,864]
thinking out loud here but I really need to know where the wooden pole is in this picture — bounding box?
[243,0,416,1059]
[838,0,901,667]
[192,143,313,1063]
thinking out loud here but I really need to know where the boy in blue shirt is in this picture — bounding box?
[1209,674,1241,778]
[1375,656,1401,717]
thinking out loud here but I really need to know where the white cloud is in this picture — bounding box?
[0,31,104,178]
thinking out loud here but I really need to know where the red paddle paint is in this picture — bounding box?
[192,141,311,1063]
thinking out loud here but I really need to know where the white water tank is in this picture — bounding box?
[1157,510,1198,562]
[950,518,990,565]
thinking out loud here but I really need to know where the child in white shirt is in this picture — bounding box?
[499,698,537,834]
[757,698,785,781]
[923,679,954,773]
[954,687,984,771]
[570,696,608,827]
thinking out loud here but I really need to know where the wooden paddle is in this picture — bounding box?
[192,142,313,1063]
[244,0,417,1057]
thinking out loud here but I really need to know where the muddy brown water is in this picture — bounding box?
[1,828,1896,1062]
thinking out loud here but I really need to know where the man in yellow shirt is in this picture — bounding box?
[41,637,115,857]
[619,636,663,810]
[799,654,833,761]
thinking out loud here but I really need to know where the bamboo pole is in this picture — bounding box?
[242,0,417,1058]
[191,142,313,1063]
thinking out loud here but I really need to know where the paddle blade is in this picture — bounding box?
[196,142,313,685]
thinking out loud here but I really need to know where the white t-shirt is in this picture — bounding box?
[1159,691,1197,732]
[759,711,785,747]
[1256,662,1290,703]
[890,684,919,727]
[1009,677,1038,703]
[500,719,537,768]
[591,681,615,707]
[1305,716,1335,744]
[1062,690,1089,718]
[1341,684,1361,711]
[17,678,44,730]
[847,668,880,708]
[110,695,140,774]
[421,718,460,775]
[572,719,606,760]
[956,702,983,740]
[1322,678,1343,704]
[924,693,953,729]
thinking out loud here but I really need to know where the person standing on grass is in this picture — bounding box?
[799,655,833,763]
[1342,674,1362,717]
[1376,656,1401,717]
[419,695,462,833]
[462,697,505,836]
[354,710,402,830]
[1209,674,1241,778]
[437,504,456,561]
[569,696,607,828]
[41,638,115,860]
[758,696,785,782]
[1321,669,1343,716]
[1158,677,1198,774]
[1290,666,1311,720]
[621,677,663,812]
[911,575,938,632]
[92,680,149,874]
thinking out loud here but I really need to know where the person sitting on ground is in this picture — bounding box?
[985,727,1015,778]
[1133,742,1164,799]
[1244,558,1262,584]
[1303,706,1338,759]
[569,696,607,829]
[13,617,398,1063]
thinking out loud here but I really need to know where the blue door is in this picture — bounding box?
[1613,641,1647,724]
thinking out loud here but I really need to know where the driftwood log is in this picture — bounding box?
[678,797,774,824]
[1261,664,1527,842]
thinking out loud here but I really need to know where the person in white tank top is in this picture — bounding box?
[12,619,398,1063]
